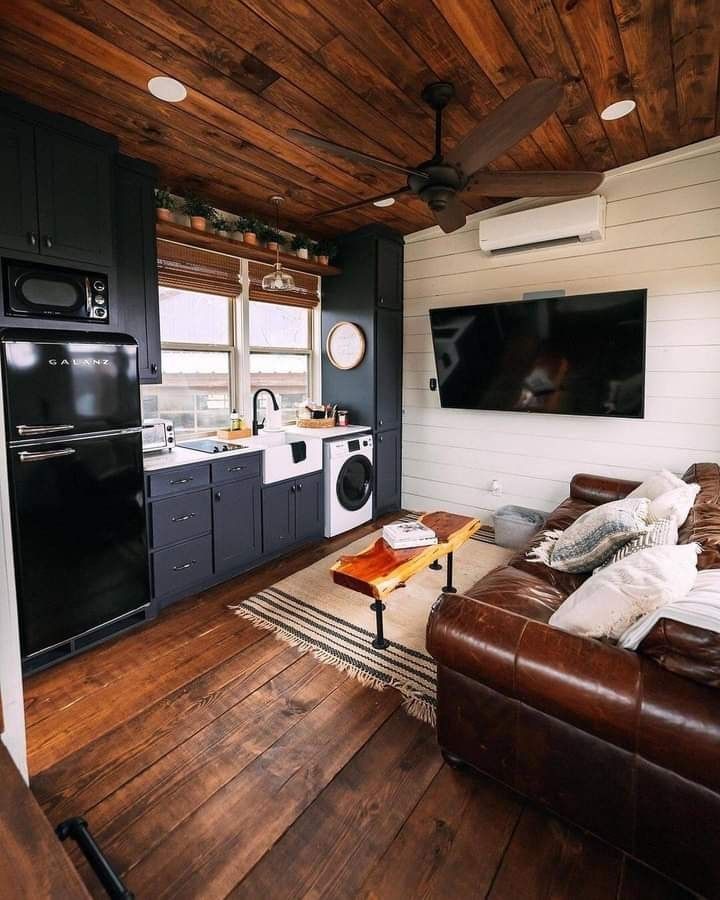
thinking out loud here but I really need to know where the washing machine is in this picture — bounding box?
[324,435,374,537]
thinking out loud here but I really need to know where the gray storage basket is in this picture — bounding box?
[493,505,547,550]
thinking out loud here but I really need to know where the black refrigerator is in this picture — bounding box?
[1,329,150,668]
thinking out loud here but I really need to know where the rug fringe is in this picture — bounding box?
[230,602,437,727]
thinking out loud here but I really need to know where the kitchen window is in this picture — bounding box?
[141,287,235,436]
[142,249,320,435]
[249,301,313,425]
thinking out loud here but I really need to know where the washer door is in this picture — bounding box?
[336,454,373,511]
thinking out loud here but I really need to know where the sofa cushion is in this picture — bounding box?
[639,619,720,689]
[627,468,687,500]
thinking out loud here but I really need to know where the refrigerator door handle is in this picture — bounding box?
[18,448,76,463]
[16,424,75,436]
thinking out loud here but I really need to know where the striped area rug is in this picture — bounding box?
[230,520,511,725]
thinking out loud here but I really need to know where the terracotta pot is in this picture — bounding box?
[267,241,279,252]
[190,216,208,231]
[318,255,329,266]
[244,231,258,245]
[296,247,309,259]
[156,207,173,222]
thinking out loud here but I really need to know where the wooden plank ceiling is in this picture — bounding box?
[0,0,718,236]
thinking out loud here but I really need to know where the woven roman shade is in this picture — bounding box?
[157,240,242,296]
[248,261,320,308]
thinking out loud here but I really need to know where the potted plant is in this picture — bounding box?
[259,224,285,252]
[243,215,262,245]
[182,194,215,231]
[230,218,245,241]
[214,215,233,238]
[291,233,312,260]
[154,187,176,223]
[314,238,337,266]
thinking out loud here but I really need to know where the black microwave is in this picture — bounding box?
[3,259,109,322]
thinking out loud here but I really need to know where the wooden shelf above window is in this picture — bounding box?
[155,221,341,277]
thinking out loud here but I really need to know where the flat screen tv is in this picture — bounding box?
[429,289,646,418]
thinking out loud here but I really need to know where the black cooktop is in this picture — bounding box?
[177,439,248,454]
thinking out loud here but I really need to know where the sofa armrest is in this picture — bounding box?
[570,473,640,505]
[427,591,641,749]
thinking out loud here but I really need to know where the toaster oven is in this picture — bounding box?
[142,418,175,453]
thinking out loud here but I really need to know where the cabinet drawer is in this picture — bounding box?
[211,454,261,484]
[148,464,210,498]
[152,534,212,599]
[151,490,211,550]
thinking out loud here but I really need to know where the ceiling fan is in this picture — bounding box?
[288,79,604,234]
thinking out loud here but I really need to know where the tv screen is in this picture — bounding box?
[429,290,646,418]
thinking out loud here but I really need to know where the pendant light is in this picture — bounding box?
[262,195,296,292]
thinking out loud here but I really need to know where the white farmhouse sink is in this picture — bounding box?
[232,431,323,484]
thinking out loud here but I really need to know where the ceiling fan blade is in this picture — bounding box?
[288,129,429,180]
[313,187,411,219]
[466,170,604,198]
[433,197,467,234]
[447,79,564,178]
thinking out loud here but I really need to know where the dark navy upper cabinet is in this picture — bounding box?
[116,155,161,383]
[375,307,403,432]
[36,128,114,266]
[376,238,403,309]
[0,94,117,270]
[213,478,262,572]
[0,112,38,254]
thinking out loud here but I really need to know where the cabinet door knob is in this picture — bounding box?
[290,484,296,493]
[150,363,158,374]
[379,435,383,442]
[378,296,384,305]
[297,482,303,491]
[27,232,37,247]
[215,491,222,500]
[43,235,53,249]
[378,418,383,426]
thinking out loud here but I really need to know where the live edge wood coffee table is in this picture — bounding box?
[331,512,481,650]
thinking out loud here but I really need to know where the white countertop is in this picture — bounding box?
[143,425,372,472]
[143,443,261,472]
[283,424,372,440]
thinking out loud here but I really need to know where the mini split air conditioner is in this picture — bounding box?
[478,195,606,255]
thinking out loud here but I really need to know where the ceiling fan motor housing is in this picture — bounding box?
[410,161,466,210]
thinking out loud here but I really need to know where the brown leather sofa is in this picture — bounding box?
[427,463,720,898]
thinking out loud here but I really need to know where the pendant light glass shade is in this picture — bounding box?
[261,196,295,292]
[262,263,295,291]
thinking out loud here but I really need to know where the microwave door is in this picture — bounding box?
[1,333,141,439]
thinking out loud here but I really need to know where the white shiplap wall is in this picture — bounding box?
[402,138,720,520]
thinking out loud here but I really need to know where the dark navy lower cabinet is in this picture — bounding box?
[262,471,324,556]
[375,428,401,514]
[146,455,324,609]
[213,478,262,572]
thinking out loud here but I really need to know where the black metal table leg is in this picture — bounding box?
[56,817,134,899]
[429,560,442,570]
[442,551,457,593]
[370,599,390,649]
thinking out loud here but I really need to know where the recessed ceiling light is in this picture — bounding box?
[147,76,187,103]
[601,99,636,121]
[373,197,395,208]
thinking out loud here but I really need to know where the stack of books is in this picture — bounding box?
[382,520,438,550]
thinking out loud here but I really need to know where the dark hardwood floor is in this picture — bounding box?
[25,516,694,899]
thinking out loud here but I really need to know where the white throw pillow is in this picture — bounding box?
[548,543,700,640]
[649,483,700,527]
[527,497,650,573]
[627,469,686,500]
